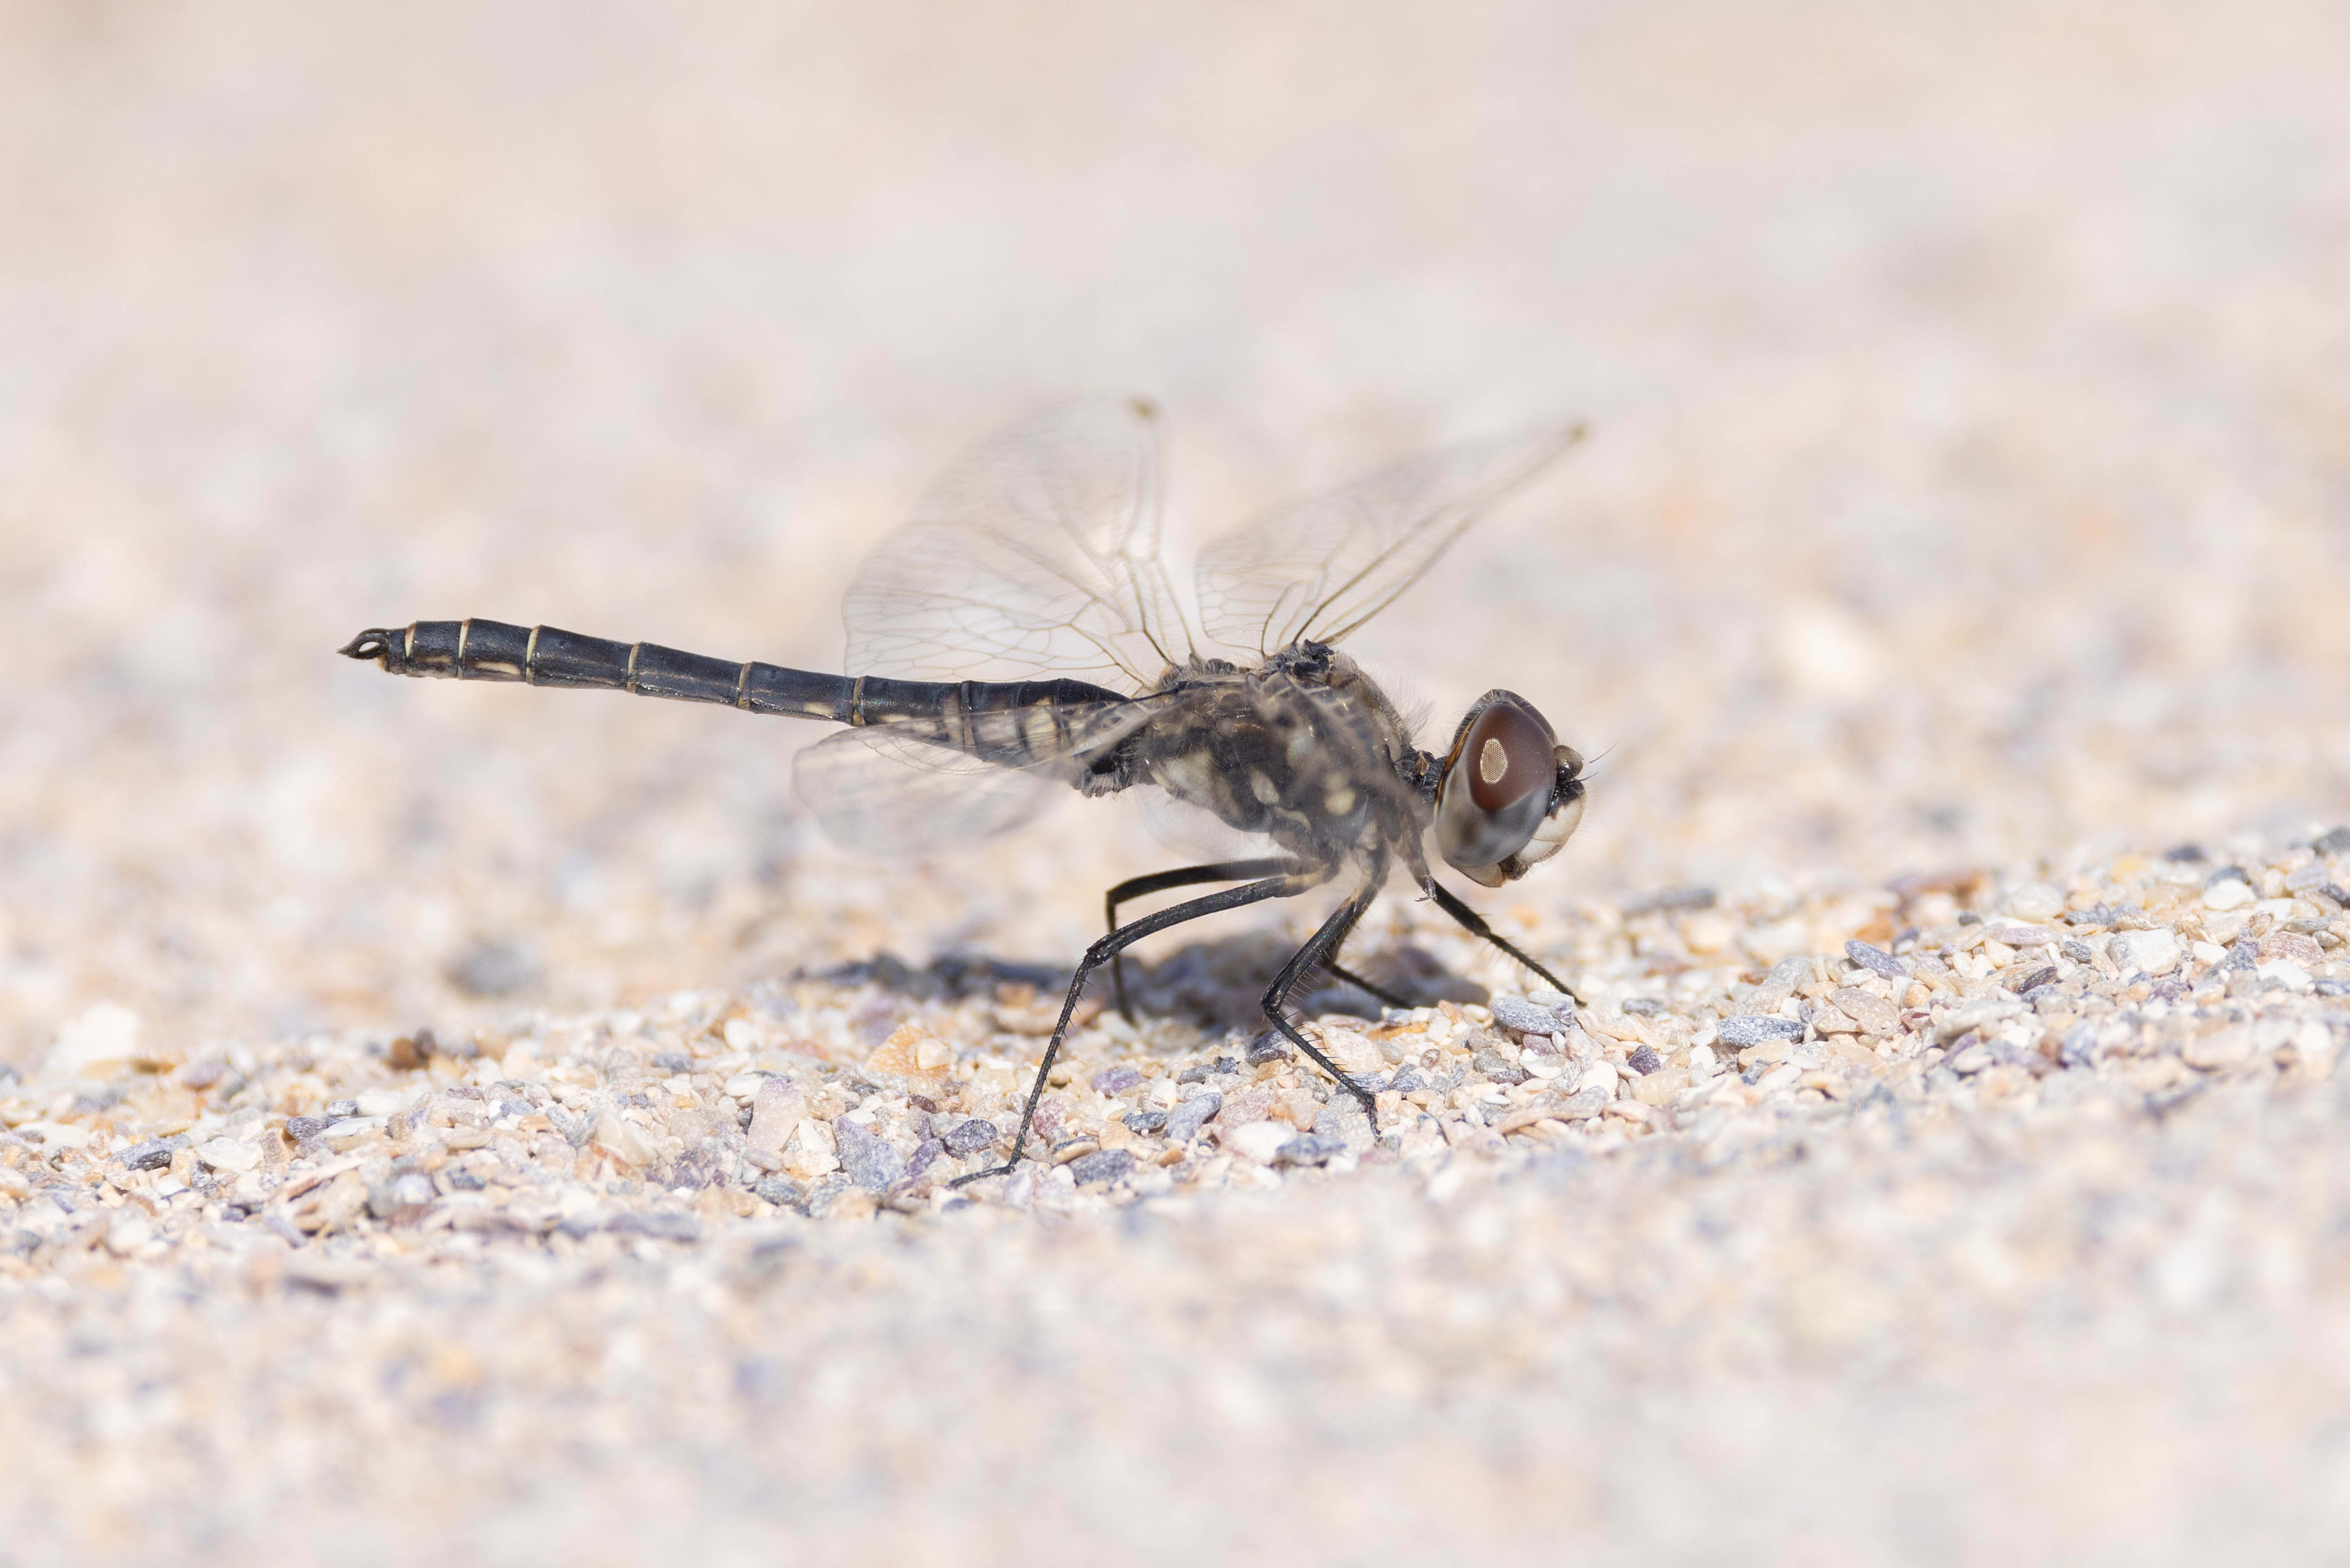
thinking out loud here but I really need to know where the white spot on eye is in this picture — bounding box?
[1479,737,1508,786]
[1250,770,1282,806]
[1323,785,1356,816]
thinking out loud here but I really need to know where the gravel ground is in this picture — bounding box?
[7,2,2350,1562]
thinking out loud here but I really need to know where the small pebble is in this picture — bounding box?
[1845,939,1906,980]
[1246,1031,1293,1066]
[1122,1110,1168,1136]
[1275,1133,1347,1167]
[1717,1016,1805,1047]
[608,1212,700,1242]
[1066,1148,1135,1186]
[1626,1045,1663,1076]
[752,1175,806,1210]
[1164,1091,1222,1143]
[1472,1048,1528,1086]
[1489,996,1570,1036]
[941,1119,999,1157]
[833,1118,908,1191]
[1089,1066,1145,1095]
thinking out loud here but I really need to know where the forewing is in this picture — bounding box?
[842,398,1195,692]
[1193,425,1585,658]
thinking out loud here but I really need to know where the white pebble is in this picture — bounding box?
[2203,879,2253,911]
[1576,1060,1620,1098]
[2005,883,2066,921]
[196,1137,259,1173]
[2109,929,2183,977]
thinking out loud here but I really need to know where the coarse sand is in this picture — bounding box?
[6,3,2350,1561]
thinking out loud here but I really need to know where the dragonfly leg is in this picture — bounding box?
[1102,858,1296,1023]
[953,867,1324,1190]
[1320,960,1409,1010]
[1258,878,1388,1128]
[1313,895,1411,1009]
[1424,879,1585,1005]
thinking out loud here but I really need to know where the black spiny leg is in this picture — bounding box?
[1312,894,1410,1009]
[1258,878,1389,1126]
[1424,879,1585,1005]
[1103,858,1296,1022]
[955,867,1324,1188]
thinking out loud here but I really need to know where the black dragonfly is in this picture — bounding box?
[341,399,1589,1184]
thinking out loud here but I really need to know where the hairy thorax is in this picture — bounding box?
[1102,644,1430,871]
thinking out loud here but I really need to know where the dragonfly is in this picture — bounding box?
[341,399,1589,1187]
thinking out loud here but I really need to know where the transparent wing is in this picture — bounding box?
[1193,424,1586,659]
[842,398,1196,692]
[790,697,1164,856]
[792,730,1066,857]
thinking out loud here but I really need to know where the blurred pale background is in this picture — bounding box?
[4,0,2348,1066]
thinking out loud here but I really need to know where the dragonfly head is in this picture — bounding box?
[1434,691,1587,888]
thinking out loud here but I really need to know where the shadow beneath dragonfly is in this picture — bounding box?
[810,940,1486,1036]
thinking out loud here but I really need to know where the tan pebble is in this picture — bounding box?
[1811,1004,1861,1035]
[2182,1028,2258,1071]
[864,1024,949,1093]
[2260,931,2324,967]
[1681,913,1735,954]
[1313,1026,1385,1076]
[745,1079,808,1158]
[1833,987,1903,1036]
[590,1112,657,1169]
[1629,1068,1687,1108]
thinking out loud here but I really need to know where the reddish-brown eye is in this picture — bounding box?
[1462,702,1553,814]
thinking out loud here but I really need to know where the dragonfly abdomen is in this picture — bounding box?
[340,620,1125,747]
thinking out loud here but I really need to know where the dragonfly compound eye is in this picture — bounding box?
[1436,691,1565,882]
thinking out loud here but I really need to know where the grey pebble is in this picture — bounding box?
[1472,1048,1528,1086]
[285,1115,332,1144]
[325,1100,359,1119]
[751,1175,806,1211]
[941,1119,998,1158]
[2312,824,2350,858]
[1089,1065,1145,1095]
[446,1170,486,1192]
[1164,1091,1222,1143]
[1559,1087,1611,1120]
[652,1050,693,1074]
[2061,939,2098,964]
[2222,940,2259,973]
[118,1135,187,1172]
[1626,1045,1663,1076]
[1121,1109,1167,1135]
[1717,1015,1805,1046]
[1490,995,1571,1036]
[608,1211,701,1242]
[907,1138,943,1180]
[2010,965,2058,995]
[1275,1133,1347,1167]
[1246,1031,1293,1066]
[833,1118,908,1191]
[1621,997,1666,1017]
[1066,1147,1135,1186]
[1845,939,1906,980]
[1387,1067,1425,1094]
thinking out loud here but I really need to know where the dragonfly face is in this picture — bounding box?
[1433,690,1588,888]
